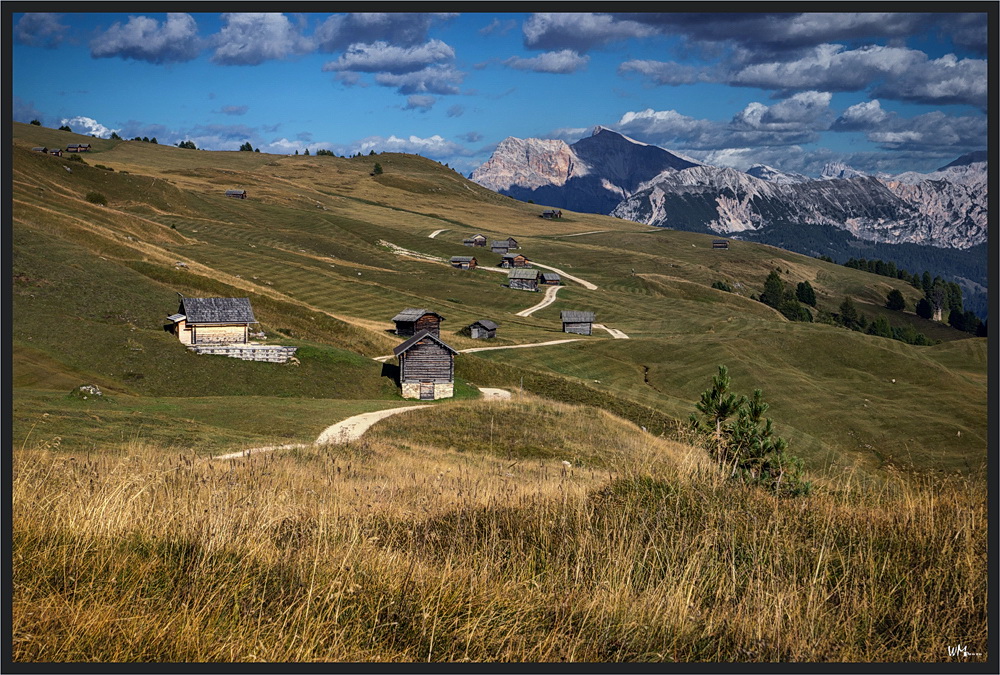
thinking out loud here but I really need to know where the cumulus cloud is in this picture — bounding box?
[831,100,891,131]
[345,134,472,159]
[870,53,987,108]
[404,95,436,111]
[503,50,589,74]
[60,116,121,138]
[15,13,68,47]
[90,13,201,63]
[322,39,455,74]
[736,91,834,129]
[523,13,658,51]
[614,109,716,146]
[844,109,986,152]
[373,65,464,95]
[219,105,249,116]
[315,12,457,51]
[212,13,313,65]
[618,59,711,85]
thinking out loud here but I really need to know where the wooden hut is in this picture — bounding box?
[467,320,498,340]
[540,210,562,219]
[167,296,258,345]
[490,240,510,254]
[502,237,519,250]
[66,143,91,152]
[540,272,561,285]
[225,189,248,199]
[499,253,531,268]
[49,148,63,156]
[561,310,595,335]
[450,255,478,270]
[393,330,458,400]
[712,239,730,249]
[507,268,539,292]
[392,308,444,337]
[31,147,47,153]
[463,234,487,247]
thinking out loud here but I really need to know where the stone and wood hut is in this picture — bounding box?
[66,143,91,152]
[450,255,478,270]
[467,319,498,339]
[463,234,487,247]
[490,240,510,254]
[393,330,458,400]
[392,308,444,337]
[225,189,248,199]
[507,268,540,292]
[501,237,519,249]
[499,253,531,268]
[712,239,730,249]
[561,310,595,335]
[540,272,561,285]
[167,296,258,345]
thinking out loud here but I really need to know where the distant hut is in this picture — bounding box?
[540,210,562,219]
[507,268,539,292]
[712,239,730,249]
[502,237,519,249]
[393,330,457,400]
[490,240,510,254]
[225,189,248,199]
[449,255,478,270]
[66,143,91,152]
[561,310,595,335]
[392,308,445,337]
[49,148,63,156]
[31,146,47,153]
[540,272,561,286]
[467,319,498,340]
[166,296,258,345]
[463,233,487,247]
[499,253,531,268]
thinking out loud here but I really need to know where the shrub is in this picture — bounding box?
[885,289,906,311]
[373,162,383,175]
[58,125,71,132]
[85,192,107,206]
[711,280,733,292]
[30,119,41,126]
[94,164,114,172]
[65,154,84,163]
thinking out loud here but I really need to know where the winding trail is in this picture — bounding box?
[531,262,598,290]
[428,228,448,238]
[459,338,581,354]
[550,230,608,238]
[594,323,630,339]
[516,284,563,317]
[214,387,511,460]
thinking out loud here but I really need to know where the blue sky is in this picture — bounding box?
[11,10,990,177]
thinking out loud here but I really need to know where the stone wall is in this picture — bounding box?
[401,381,454,400]
[188,344,298,363]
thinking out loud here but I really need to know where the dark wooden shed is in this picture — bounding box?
[500,253,531,268]
[392,308,445,337]
[507,268,539,292]
[226,189,248,199]
[450,255,478,270]
[712,239,730,249]
[502,237,519,249]
[463,233,487,247]
[467,319,498,339]
[561,310,595,335]
[393,330,458,400]
[540,272,561,285]
[490,240,510,254]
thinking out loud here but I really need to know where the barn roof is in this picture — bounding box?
[507,268,539,280]
[501,253,526,259]
[561,310,595,323]
[490,241,509,248]
[180,297,257,324]
[225,189,247,195]
[392,308,445,323]
[393,330,459,357]
[166,313,186,322]
[450,256,476,263]
[541,272,560,281]
[472,319,498,330]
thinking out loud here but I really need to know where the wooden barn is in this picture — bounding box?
[466,319,498,339]
[393,330,458,400]
[541,210,563,219]
[225,189,248,199]
[540,272,561,285]
[507,268,539,292]
[392,308,445,337]
[450,255,478,270]
[712,239,730,249]
[561,310,595,335]
[31,147,47,153]
[463,234,487,247]
[501,237,519,249]
[49,148,63,156]
[66,143,91,152]
[490,240,510,254]
[167,296,258,345]
[499,253,531,268]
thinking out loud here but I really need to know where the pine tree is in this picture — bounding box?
[760,270,785,308]
[838,296,860,329]
[795,280,816,307]
[915,297,933,320]
[885,289,906,311]
[30,119,41,126]
[373,162,383,175]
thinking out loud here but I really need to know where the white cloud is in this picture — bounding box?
[504,50,589,74]
[322,39,455,74]
[212,13,313,66]
[404,95,436,112]
[15,13,68,47]
[91,13,201,64]
[60,116,121,138]
[523,13,658,51]
[373,65,464,95]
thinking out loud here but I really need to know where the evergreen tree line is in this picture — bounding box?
[757,270,815,322]
[836,297,934,345]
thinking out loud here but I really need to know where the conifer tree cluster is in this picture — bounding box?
[758,270,812,322]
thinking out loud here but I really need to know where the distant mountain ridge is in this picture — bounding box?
[471,127,987,252]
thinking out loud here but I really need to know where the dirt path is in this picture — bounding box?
[428,228,448,238]
[594,323,630,339]
[516,284,563,317]
[478,387,512,400]
[531,262,598,290]
[459,338,581,354]
[550,230,608,238]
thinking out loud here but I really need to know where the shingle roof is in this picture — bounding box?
[392,330,459,357]
[225,189,246,195]
[507,268,539,280]
[561,310,595,323]
[180,297,257,324]
[392,308,444,323]
[450,256,476,262]
[541,273,560,281]
[490,241,509,248]
[166,313,186,322]
[472,319,498,330]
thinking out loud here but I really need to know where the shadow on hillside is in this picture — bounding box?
[380,362,400,387]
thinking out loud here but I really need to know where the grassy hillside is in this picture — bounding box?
[12,122,986,476]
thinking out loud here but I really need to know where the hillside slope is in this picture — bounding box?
[11,123,987,476]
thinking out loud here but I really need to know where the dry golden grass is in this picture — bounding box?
[11,399,987,663]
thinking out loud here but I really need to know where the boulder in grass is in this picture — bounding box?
[70,384,102,400]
